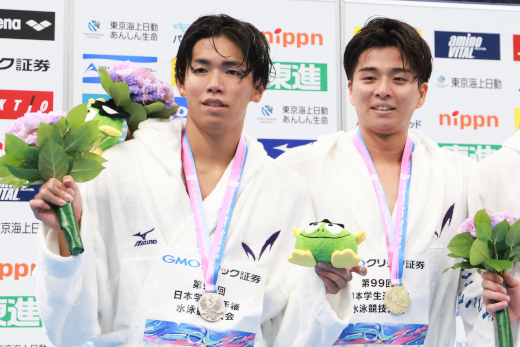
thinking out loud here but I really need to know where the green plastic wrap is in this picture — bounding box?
[496,282,514,347]
[55,201,84,255]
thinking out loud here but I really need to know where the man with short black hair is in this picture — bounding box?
[279,17,478,346]
[31,14,350,347]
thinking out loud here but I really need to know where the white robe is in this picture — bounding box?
[278,129,477,346]
[465,130,520,346]
[34,118,348,347]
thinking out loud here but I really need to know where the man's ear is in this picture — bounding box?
[348,80,355,106]
[415,82,428,109]
[251,84,264,103]
[178,80,186,97]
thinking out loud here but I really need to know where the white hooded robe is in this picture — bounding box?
[278,129,478,346]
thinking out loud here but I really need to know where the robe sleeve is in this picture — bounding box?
[34,177,115,347]
[265,182,352,347]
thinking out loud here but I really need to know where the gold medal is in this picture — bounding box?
[198,292,225,322]
[384,285,410,314]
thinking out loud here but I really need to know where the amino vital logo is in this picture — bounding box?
[0,184,39,201]
[262,29,323,48]
[133,228,157,247]
[261,105,273,117]
[439,111,499,130]
[435,31,500,60]
[88,20,100,32]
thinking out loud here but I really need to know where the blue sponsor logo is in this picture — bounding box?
[435,31,500,60]
[174,96,188,118]
[257,139,316,159]
[261,105,273,117]
[0,184,40,202]
[163,255,201,267]
[438,76,445,84]
[82,54,157,84]
[88,20,100,32]
[82,93,110,104]
[133,228,157,247]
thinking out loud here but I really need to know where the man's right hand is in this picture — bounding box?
[29,175,82,234]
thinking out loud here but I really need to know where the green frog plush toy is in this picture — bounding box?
[288,219,366,268]
[86,98,130,155]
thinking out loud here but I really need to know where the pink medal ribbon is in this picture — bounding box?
[181,131,248,293]
[353,131,414,286]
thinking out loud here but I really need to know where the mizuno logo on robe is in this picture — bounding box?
[133,228,157,247]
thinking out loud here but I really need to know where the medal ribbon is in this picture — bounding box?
[181,131,248,293]
[353,130,414,286]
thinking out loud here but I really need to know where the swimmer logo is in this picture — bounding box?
[133,228,157,247]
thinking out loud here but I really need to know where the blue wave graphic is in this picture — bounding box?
[334,323,428,345]
[144,319,256,346]
[82,54,157,62]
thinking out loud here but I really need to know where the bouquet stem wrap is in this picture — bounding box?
[55,201,84,255]
[496,281,514,347]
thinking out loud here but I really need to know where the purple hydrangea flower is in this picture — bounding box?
[6,111,66,146]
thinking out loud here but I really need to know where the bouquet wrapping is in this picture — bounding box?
[446,209,520,347]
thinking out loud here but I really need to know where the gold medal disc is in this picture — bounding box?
[384,285,410,314]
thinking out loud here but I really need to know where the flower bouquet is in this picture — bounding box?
[0,61,178,256]
[0,106,108,255]
[445,209,520,347]
[98,61,178,133]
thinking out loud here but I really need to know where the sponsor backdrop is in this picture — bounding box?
[343,0,519,164]
[1,0,519,346]
[0,1,66,346]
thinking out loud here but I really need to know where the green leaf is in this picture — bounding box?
[506,220,520,247]
[5,134,30,160]
[476,223,493,242]
[0,153,25,175]
[111,82,131,107]
[447,253,463,258]
[54,117,70,137]
[497,239,509,251]
[26,146,39,164]
[81,151,107,164]
[5,166,42,182]
[443,262,475,273]
[37,123,64,150]
[69,158,104,183]
[484,259,512,273]
[474,209,492,227]
[508,245,520,261]
[0,175,29,188]
[447,232,475,259]
[22,160,38,170]
[492,220,509,243]
[123,102,147,132]
[470,239,491,265]
[98,66,114,95]
[63,121,99,153]
[149,105,179,119]
[38,139,70,181]
[66,103,88,131]
[143,102,165,115]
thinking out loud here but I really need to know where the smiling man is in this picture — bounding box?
[30,14,350,347]
[278,18,481,345]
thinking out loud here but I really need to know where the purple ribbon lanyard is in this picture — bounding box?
[181,131,248,293]
[353,131,414,286]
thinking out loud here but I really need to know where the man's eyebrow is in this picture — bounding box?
[221,60,244,68]
[358,67,377,73]
[391,67,411,74]
[192,58,244,69]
